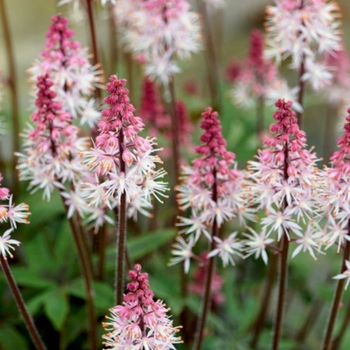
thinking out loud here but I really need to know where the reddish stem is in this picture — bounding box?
[0,255,47,350]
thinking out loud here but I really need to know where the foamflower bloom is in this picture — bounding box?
[319,109,350,259]
[102,264,182,349]
[0,173,30,259]
[114,0,202,84]
[244,99,323,262]
[333,260,350,290]
[170,107,248,271]
[81,75,168,219]
[265,0,342,91]
[231,30,302,112]
[28,15,103,128]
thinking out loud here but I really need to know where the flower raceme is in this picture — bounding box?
[102,264,182,349]
[114,0,202,84]
[231,30,302,112]
[16,75,107,229]
[319,109,350,260]
[139,78,194,159]
[17,75,89,199]
[28,15,102,128]
[245,99,323,262]
[171,107,249,272]
[0,173,30,259]
[81,75,168,219]
[265,0,342,91]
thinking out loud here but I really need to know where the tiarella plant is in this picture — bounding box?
[319,109,350,349]
[265,0,342,124]
[28,15,102,128]
[245,99,322,349]
[115,0,202,84]
[230,29,302,138]
[82,74,168,303]
[102,264,182,349]
[0,174,46,350]
[16,75,98,350]
[170,107,249,349]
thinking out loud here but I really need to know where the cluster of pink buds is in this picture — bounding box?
[28,15,103,128]
[139,77,172,138]
[188,254,225,306]
[170,107,250,272]
[0,173,30,259]
[139,78,194,159]
[114,0,202,84]
[81,75,168,219]
[319,109,350,253]
[231,30,302,112]
[245,99,323,262]
[16,75,107,229]
[102,264,182,349]
[265,0,342,91]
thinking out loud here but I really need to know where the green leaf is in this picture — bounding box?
[44,289,69,331]
[66,279,114,312]
[0,324,29,350]
[128,228,177,260]
[27,289,56,315]
[11,267,56,289]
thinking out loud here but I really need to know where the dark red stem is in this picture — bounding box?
[0,255,47,350]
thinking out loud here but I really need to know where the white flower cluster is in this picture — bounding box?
[265,0,342,91]
[28,15,103,128]
[114,0,202,84]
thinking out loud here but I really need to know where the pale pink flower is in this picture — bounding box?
[81,75,168,219]
[207,233,243,267]
[0,173,30,259]
[115,0,202,84]
[230,30,301,112]
[243,227,274,264]
[102,264,182,349]
[319,109,350,253]
[246,99,322,260]
[173,107,247,271]
[265,0,342,90]
[333,260,350,290]
[28,15,103,128]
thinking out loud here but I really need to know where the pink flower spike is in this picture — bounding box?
[102,265,182,349]
[81,75,168,219]
[173,107,248,269]
[28,15,103,127]
[246,99,322,258]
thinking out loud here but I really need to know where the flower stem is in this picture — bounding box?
[272,232,289,350]
[296,57,305,127]
[331,298,350,350]
[85,0,102,100]
[0,255,47,350]
[272,141,290,350]
[98,224,107,280]
[256,96,265,142]
[195,0,220,110]
[193,169,218,350]
[293,298,323,349]
[250,253,278,349]
[0,0,20,195]
[168,77,181,184]
[322,237,350,350]
[60,196,97,350]
[116,129,127,305]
